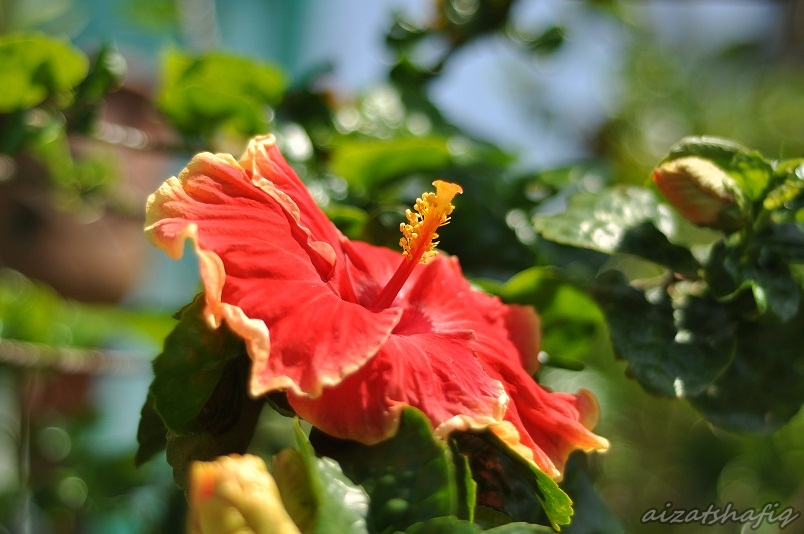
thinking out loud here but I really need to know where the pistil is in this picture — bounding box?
[371,180,462,310]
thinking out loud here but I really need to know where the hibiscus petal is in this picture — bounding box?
[287,331,508,445]
[503,304,542,375]
[398,257,608,478]
[481,345,610,478]
[145,146,401,398]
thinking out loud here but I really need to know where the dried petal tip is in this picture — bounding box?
[652,156,741,229]
[399,180,463,264]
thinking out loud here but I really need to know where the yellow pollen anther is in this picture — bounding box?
[399,180,463,264]
[371,180,462,310]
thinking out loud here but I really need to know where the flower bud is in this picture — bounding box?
[187,454,301,534]
[652,156,742,230]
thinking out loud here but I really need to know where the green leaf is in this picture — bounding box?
[591,271,734,398]
[150,293,246,434]
[664,136,774,202]
[0,268,172,348]
[688,310,804,433]
[484,267,606,370]
[272,422,370,534]
[487,523,556,533]
[164,356,263,490]
[706,240,802,322]
[0,33,88,112]
[450,440,477,523]
[67,44,127,133]
[532,187,700,277]
[762,223,804,262]
[330,137,452,191]
[309,407,463,534]
[323,203,369,240]
[158,49,287,140]
[473,506,514,529]
[452,432,573,531]
[403,517,484,534]
[559,456,624,534]
[517,26,566,56]
[135,393,168,466]
[403,516,553,533]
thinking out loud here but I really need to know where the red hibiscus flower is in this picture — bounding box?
[145,134,608,478]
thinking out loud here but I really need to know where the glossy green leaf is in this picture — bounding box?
[159,49,287,139]
[591,271,734,398]
[272,422,369,534]
[149,293,246,434]
[330,137,452,191]
[706,240,802,322]
[164,356,263,489]
[532,187,700,277]
[309,407,463,533]
[0,33,88,111]
[688,310,804,433]
[452,432,573,531]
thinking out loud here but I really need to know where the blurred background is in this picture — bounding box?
[1,0,803,532]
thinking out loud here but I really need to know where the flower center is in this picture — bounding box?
[371,180,462,310]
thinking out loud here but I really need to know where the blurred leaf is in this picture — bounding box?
[67,45,127,133]
[4,0,74,31]
[664,136,774,203]
[761,223,804,262]
[766,158,804,216]
[0,268,172,348]
[309,406,466,533]
[123,0,178,31]
[135,393,168,466]
[451,432,573,531]
[159,49,287,140]
[164,356,263,490]
[404,517,553,533]
[509,25,565,55]
[591,270,734,398]
[483,267,607,370]
[689,310,804,433]
[272,422,369,534]
[386,14,428,51]
[323,203,369,239]
[533,187,700,277]
[474,506,514,529]
[330,137,452,192]
[149,293,246,434]
[437,0,515,43]
[0,33,88,112]
[706,240,802,322]
[559,456,624,534]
